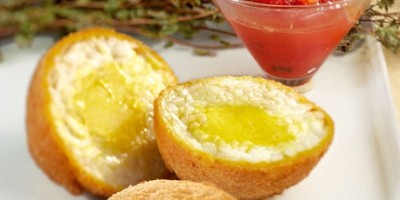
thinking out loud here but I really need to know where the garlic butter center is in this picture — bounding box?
[73,63,146,153]
[191,104,295,147]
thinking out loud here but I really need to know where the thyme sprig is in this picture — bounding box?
[363,2,400,53]
[0,0,239,54]
[338,0,400,53]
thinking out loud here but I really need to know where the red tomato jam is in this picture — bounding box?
[225,0,360,85]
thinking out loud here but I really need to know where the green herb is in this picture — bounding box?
[366,2,400,53]
[193,48,216,56]
[338,0,400,53]
[0,0,237,51]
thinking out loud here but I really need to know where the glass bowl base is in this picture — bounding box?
[265,74,314,93]
[265,74,312,86]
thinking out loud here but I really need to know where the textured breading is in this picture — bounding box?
[108,180,236,200]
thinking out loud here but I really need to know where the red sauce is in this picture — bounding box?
[222,0,362,84]
[230,19,353,80]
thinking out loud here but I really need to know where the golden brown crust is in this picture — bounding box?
[108,180,237,200]
[153,76,334,200]
[27,55,83,195]
[26,27,177,197]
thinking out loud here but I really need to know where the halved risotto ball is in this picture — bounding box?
[154,76,334,200]
[26,28,177,197]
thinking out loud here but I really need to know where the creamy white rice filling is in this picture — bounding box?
[159,78,328,163]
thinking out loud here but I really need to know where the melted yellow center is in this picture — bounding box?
[194,104,295,147]
[73,63,147,153]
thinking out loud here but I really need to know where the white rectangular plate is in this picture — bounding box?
[0,34,399,200]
